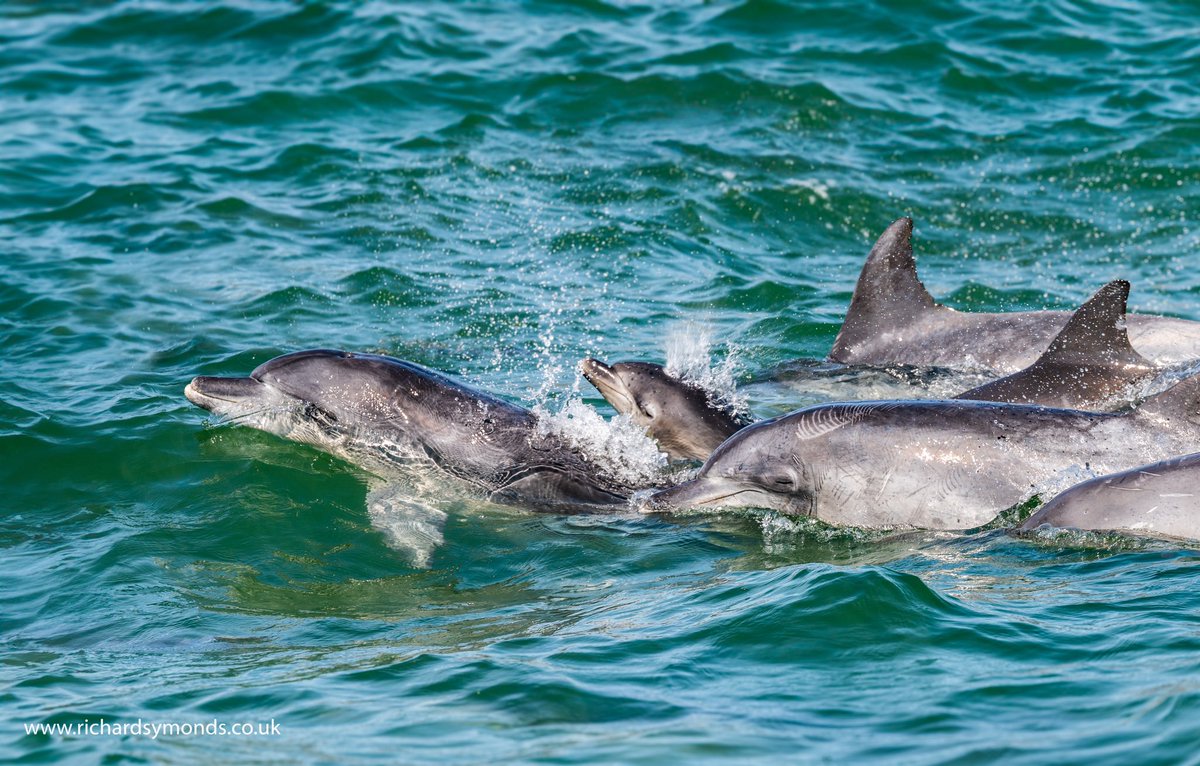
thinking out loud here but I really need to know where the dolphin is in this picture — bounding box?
[583,280,1157,462]
[579,359,751,461]
[953,279,1156,409]
[645,375,1200,530]
[185,349,631,512]
[829,217,1200,373]
[1019,453,1200,540]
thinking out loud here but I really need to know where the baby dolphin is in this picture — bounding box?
[185,349,630,511]
[830,217,1200,373]
[580,359,750,461]
[1019,453,1200,541]
[645,375,1200,530]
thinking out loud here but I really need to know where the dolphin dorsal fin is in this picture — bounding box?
[830,217,940,361]
[1034,280,1150,369]
[953,280,1154,407]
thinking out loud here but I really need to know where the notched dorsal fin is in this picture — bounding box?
[831,217,940,360]
[1037,280,1150,369]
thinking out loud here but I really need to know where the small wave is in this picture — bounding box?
[6,183,186,225]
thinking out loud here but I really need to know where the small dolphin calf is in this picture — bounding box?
[830,218,1200,373]
[580,359,750,461]
[646,376,1200,530]
[1020,453,1200,540]
[185,350,630,511]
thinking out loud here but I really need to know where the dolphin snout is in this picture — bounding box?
[184,376,265,411]
[581,357,639,417]
[645,476,812,516]
[643,477,742,511]
[580,358,613,385]
[582,358,624,395]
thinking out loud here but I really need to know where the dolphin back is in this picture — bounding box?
[955,280,1154,409]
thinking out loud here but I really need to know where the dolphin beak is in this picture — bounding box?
[580,358,635,413]
[184,376,266,412]
[645,476,813,516]
[580,358,613,386]
[643,477,759,511]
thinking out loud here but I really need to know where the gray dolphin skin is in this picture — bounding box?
[829,217,1200,373]
[645,376,1200,530]
[1020,453,1200,540]
[185,350,629,511]
[584,282,1153,463]
[953,279,1156,409]
[580,359,750,461]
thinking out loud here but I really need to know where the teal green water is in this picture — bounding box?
[5,1,1200,763]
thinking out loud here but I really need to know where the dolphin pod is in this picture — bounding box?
[582,218,1200,540]
[583,278,1161,462]
[643,378,1200,530]
[186,218,1200,545]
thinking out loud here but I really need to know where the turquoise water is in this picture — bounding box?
[5,1,1200,763]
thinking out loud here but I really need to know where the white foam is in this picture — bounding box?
[364,482,448,569]
[533,398,669,487]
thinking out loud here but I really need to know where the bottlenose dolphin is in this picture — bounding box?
[645,376,1200,530]
[953,279,1156,408]
[1020,453,1200,540]
[830,218,1200,373]
[579,359,750,461]
[185,350,630,512]
[584,281,1156,461]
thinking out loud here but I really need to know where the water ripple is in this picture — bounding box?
[5,0,1200,763]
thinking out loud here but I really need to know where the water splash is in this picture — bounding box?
[1125,359,1200,406]
[533,398,669,487]
[663,321,750,419]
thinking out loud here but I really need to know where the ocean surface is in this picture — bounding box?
[4,1,1200,763]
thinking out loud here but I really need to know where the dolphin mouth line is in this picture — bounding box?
[184,381,241,405]
[648,481,763,511]
[184,376,278,412]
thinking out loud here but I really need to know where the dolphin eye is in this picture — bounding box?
[636,401,656,420]
[773,477,793,485]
